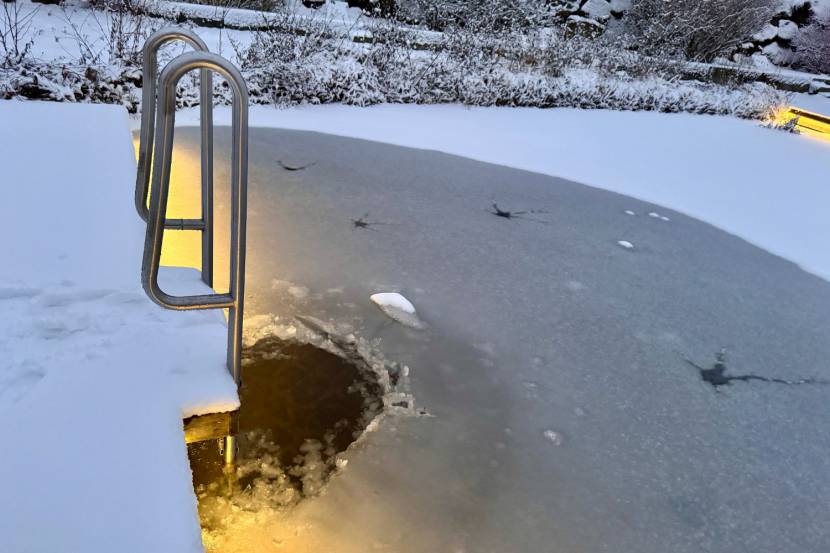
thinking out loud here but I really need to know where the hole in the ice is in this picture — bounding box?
[188,337,385,530]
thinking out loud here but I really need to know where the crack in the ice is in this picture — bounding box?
[684,349,827,391]
[352,212,397,230]
[488,202,550,224]
[278,160,318,171]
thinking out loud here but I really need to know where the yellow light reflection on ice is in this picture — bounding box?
[771,106,830,143]
[133,138,204,271]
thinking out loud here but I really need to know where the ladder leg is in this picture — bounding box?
[223,434,237,468]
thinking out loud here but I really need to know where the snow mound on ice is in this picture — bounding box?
[370,292,423,329]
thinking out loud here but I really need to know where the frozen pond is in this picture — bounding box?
[165,127,830,553]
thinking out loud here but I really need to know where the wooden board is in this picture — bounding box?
[183,411,239,444]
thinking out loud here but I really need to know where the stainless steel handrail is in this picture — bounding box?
[136,27,214,287]
[141,51,249,466]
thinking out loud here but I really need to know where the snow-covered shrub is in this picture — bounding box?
[176,0,280,11]
[345,0,396,16]
[61,0,159,65]
[228,18,784,117]
[625,0,775,62]
[792,14,830,74]
[395,0,551,31]
[0,0,786,119]
[0,0,37,68]
[0,62,141,111]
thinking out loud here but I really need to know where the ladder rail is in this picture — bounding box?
[141,51,249,407]
[136,27,214,287]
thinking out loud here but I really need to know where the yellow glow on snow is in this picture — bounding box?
[772,106,830,142]
[132,137,212,273]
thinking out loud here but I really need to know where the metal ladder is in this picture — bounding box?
[135,29,249,466]
[135,27,214,287]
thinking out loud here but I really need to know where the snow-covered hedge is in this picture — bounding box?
[219,21,784,118]
[0,63,143,112]
[0,0,786,118]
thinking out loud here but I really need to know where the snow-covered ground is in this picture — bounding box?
[15,0,359,66]
[166,100,830,280]
[0,100,238,553]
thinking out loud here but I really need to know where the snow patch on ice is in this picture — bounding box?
[370,292,424,328]
[648,211,671,222]
[371,292,416,314]
[543,430,564,446]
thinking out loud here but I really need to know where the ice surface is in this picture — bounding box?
[172,128,830,553]
[171,103,830,281]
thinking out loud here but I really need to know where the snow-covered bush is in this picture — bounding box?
[0,0,37,68]
[227,19,784,116]
[395,0,551,31]
[345,0,396,16]
[0,62,142,111]
[625,0,775,62]
[62,0,159,65]
[792,14,830,74]
[0,0,787,119]
[176,0,281,11]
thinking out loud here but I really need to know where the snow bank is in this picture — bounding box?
[0,100,238,553]
[170,102,830,280]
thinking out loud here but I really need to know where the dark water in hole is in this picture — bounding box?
[187,338,384,497]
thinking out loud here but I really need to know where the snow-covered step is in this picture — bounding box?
[0,100,237,553]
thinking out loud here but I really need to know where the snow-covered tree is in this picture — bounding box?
[792,14,830,74]
[624,0,775,62]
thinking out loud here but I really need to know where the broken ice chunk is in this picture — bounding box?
[370,292,424,329]
[617,240,634,249]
